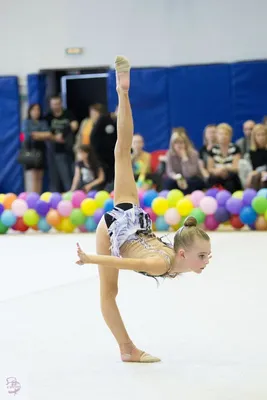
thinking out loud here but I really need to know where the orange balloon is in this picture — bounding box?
[31,225,38,231]
[255,216,267,231]
[3,193,17,209]
[46,210,61,227]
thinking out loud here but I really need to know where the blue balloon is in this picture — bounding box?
[104,198,114,213]
[85,217,97,232]
[143,190,158,207]
[38,218,51,232]
[155,216,169,231]
[257,188,267,198]
[240,206,257,225]
[0,210,16,227]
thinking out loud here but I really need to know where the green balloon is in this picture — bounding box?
[62,191,73,201]
[189,208,206,224]
[70,209,86,226]
[252,197,267,214]
[0,220,8,234]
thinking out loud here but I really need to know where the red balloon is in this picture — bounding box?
[230,215,244,230]
[12,217,29,232]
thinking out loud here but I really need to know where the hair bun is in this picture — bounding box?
[183,216,197,228]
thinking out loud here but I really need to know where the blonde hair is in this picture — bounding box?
[173,217,210,252]
[250,124,267,151]
[169,128,194,156]
[216,123,233,138]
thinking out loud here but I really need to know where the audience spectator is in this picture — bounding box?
[207,123,242,192]
[246,124,267,189]
[74,103,105,157]
[236,120,255,157]
[163,128,207,194]
[199,124,217,168]
[45,95,79,192]
[21,104,51,194]
[70,145,105,192]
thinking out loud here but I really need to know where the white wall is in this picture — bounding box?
[1,0,267,79]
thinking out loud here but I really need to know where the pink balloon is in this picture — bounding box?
[72,190,87,208]
[11,199,28,216]
[18,192,27,201]
[164,208,181,225]
[57,200,73,217]
[144,207,157,222]
[199,196,218,215]
[78,225,87,233]
[191,190,205,207]
[204,215,220,230]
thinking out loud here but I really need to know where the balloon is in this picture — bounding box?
[87,190,97,199]
[155,216,169,231]
[232,190,243,200]
[164,208,181,225]
[191,190,205,207]
[158,190,169,198]
[225,198,243,214]
[189,208,206,224]
[35,200,50,217]
[18,192,27,200]
[62,192,72,201]
[46,210,61,226]
[38,218,51,233]
[204,215,219,230]
[78,225,87,233]
[12,217,29,232]
[240,207,257,225]
[11,199,28,217]
[72,190,87,208]
[0,220,9,234]
[3,193,17,209]
[176,198,194,217]
[214,207,230,223]
[167,189,184,207]
[40,192,52,202]
[265,209,267,222]
[110,191,115,199]
[95,191,110,208]
[216,190,231,206]
[85,217,97,232]
[257,188,267,198]
[0,210,16,227]
[230,215,244,229]
[199,196,218,215]
[251,196,267,214]
[0,204,4,215]
[243,188,257,206]
[61,218,75,233]
[93,209,105,224]
[206,188,219,198]
[255,216,267,231]
[57,200,73,217]
[50,193,62,209]
[70,209,86,226]
[104,198,114,213]
[23,209,39,226]
[26,192,40,209]
[144,207,157,223]
[81,198,98,216]
[143,190,158,208]
[151,197,169,216]
[0,194,6,204]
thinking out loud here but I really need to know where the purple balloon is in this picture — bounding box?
[26,192,40,209]
[206,188,219,198]
[204,215,220,230]
[158,190,169,198]
[18,192,27,200]
[93,208,104,224]
[216,190,231,206]
[50,192,62,209]
[87,190,97,199]
[226,197,243,215]
[214,206,230,223]
[248,223,256,230]
[243,188,257,206]
[0,204,4,215]
[35,200,50,216]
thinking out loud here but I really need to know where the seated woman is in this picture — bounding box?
[207,123,242,193]
[246,124,267,190]
[163,128,207,194]
[199,124,217,168]
[21,104,51,193]
[70,145,105,192]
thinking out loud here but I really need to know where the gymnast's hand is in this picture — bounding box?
[76,243,89,265]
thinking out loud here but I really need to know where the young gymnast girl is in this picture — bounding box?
[76,56,212,363]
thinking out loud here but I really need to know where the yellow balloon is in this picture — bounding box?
[61,218,75,233]
[232,190,243,200]
[95,191,110,208]
[167,189,184,207]
[40,192,52,202]
[81,198,98,216]
[0,194,5,204]
[176,198,194,217]
[151,197,169,216]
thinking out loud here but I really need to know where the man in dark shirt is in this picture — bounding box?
[45,95,78,192]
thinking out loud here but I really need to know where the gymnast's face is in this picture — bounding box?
[179,239,211,274]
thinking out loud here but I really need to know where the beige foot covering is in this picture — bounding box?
[115,55,130,73]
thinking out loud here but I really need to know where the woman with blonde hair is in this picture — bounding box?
[163,128,207,193]
[246,124,267,190]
